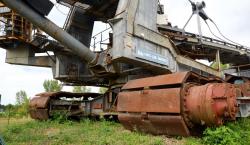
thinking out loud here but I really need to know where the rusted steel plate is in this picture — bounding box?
[118,113,190,136]
[237,83,250,97]
[122,72,190,90]
[122,71,222,90]
[30,96,50,108]
[29,109,49,120]
[117,88,181,113]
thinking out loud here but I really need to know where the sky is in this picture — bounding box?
[0,0,250,105]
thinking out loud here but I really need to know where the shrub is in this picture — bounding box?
[50,111,70,123]
[202,126,240,145]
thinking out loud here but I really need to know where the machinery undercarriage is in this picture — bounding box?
[1,0,250,136]
[118,72,244,136]
[29,71,250,136]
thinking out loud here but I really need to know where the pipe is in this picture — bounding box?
[1,0,96,63]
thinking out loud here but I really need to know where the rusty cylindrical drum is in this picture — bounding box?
[184,83,238,127]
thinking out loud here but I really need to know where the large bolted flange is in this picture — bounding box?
[184,83,238,126]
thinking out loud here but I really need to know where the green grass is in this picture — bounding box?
[202,118,250,145]
[0,118,168,145]
[1,117,249,145]
[0,117,31,131]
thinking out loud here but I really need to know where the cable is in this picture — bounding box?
[184,0,249,49]
[204,20,227,42]
[209,18,247,48]
[187,0,194,5]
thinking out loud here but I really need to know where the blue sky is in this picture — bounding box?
[0,0,250,104]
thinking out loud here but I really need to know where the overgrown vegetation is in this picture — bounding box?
[43,80,62,92]
[72,86,91,93]
[1,79,62,118]
[50,111,70,124]
[185,118,250,145]
[203,126,240,145]
[0,118,166,145]
[202,118,250,145]
[1,116,250,145]
[0,90,29,118]
[210,62,230,70]
[99,87,108,94]
[1,79,250,144]
[15,90,29,117]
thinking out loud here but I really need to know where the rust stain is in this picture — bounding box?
[118,88,181,113]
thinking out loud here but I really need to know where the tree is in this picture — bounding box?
[16,90,28,106]
[5,104,17,119]
[72,86,91,93]
[99,87,108,94]
[15,90,29,117]
[43,80,62,92]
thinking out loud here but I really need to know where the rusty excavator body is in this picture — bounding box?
[0,0,250,136]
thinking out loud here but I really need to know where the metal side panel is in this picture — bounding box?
[29,109,49,120]
[237,97,250,117]
[117,88,181,113]
[118,113,190,136]
[111,0,177,73]
[134,0,158,31]
[65,7,94,47]
[24,0,54,16]
[122,72,189,90]
[30,96,50,109]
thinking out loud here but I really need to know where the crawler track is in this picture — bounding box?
[117,72,240,136]
[29,92,102,120]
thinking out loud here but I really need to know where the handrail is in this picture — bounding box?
[91,27,112,51]
[92,27,111,38]
[0,12,32,41]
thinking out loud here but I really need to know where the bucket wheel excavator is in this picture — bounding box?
[1,0,250,136]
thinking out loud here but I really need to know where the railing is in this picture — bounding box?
[91,26,112,52]
[184,31,249,51]
[160,25,250,53]
[62,3,112,52]
[0,9,32,42]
